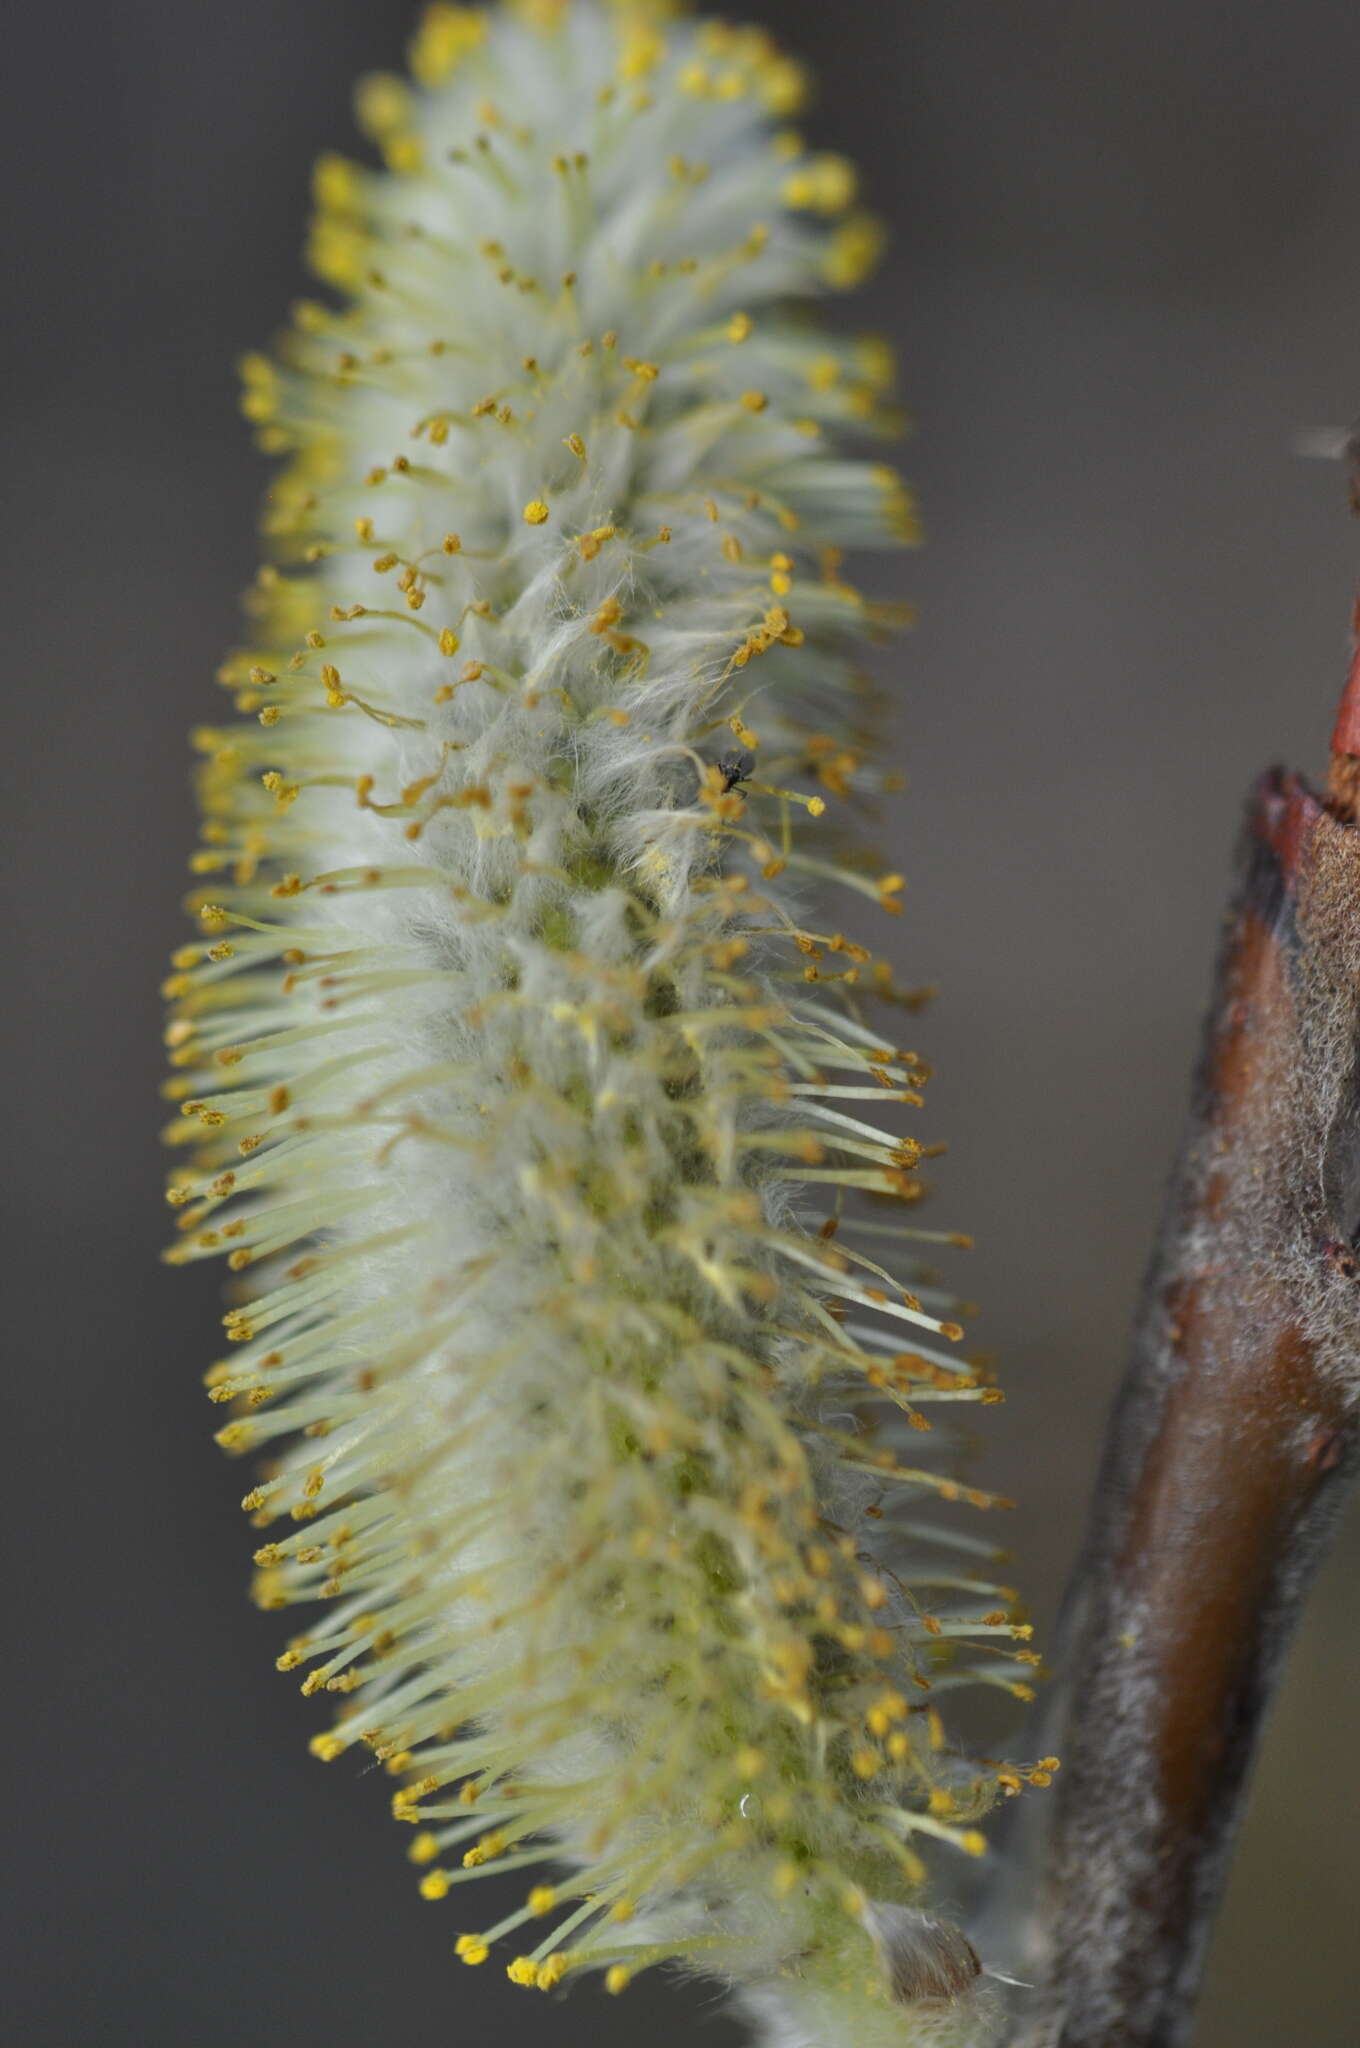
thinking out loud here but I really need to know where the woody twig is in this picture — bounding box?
[1004,488,1360,2046]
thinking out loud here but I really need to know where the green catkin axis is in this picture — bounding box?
[162,5,1046,2043]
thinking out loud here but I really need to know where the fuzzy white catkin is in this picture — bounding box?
[162,6,1045,2043]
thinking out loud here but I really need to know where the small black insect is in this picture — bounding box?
[715,748,755,793]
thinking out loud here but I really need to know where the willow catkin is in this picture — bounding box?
[162,7,1046,2043]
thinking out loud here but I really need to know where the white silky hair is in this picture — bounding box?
[164,7,1033,2043]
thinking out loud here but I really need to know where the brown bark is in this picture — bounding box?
[1009,746,1360,2045]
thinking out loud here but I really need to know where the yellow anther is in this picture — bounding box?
[383,134,422,176]
[740,390,768,413]
[410,5,487,88]
[783,153,858,215]
[856,334,896,390]
[507,1957,538,1986]
[463,1829,507,1867]
[419,1869,450,1900]
[523,499,550,525]
[619,24,665,81]
[354,72,412,143]
[312,153,362,213]
[605,1966,631,1996]
[535,1954,569,1990]
[824,212,886,289]
[528,1885,557,1916]
[758,55,808,117]
[309,1733,344,1762]
[409,1831,440,1864]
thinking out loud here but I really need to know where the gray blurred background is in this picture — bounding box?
[5,2,1359,2041]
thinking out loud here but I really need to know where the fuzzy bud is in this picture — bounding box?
[164,4,1037,2039]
